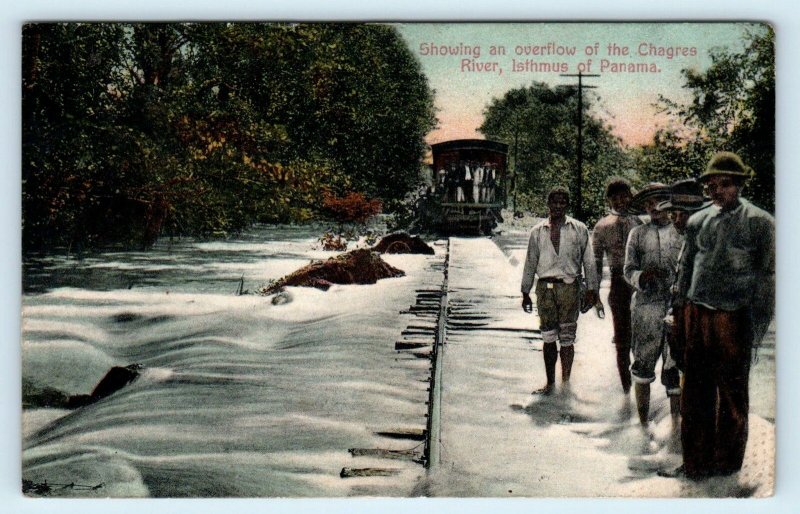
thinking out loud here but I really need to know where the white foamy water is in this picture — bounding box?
[22,225,444,498]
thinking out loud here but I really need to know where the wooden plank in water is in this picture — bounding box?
[348,448,422,462]
[375,428,426,440]
[395,341,430,350]
[340,467,401,478]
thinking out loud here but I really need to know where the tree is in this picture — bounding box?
[651,26,774,211]
[480,82,627,225]
[22,23,436,253]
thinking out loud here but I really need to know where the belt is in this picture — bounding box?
[539,277,565,284]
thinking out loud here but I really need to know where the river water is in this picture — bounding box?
[22,225,445,497]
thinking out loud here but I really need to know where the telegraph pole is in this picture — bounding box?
[559,72,599,221]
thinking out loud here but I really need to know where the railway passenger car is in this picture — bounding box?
[418,139,508,235]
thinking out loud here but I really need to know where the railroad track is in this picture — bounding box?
[340,238,539,479]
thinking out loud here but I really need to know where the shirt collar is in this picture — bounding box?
[710,198,745,216]
[543,216,578,228]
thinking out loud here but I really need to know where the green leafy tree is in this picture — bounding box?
[22,22,436,253]
[480,82,627,225]
[647,26,774,211]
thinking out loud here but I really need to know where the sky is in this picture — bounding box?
[396,23,765,147]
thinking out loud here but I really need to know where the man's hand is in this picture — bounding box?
[640,267,665,291]
[582,289,598,309]
[522,293,533,313]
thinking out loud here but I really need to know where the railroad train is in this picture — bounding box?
[416,139,509,235]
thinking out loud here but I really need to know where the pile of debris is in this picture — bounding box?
[371,232,434,255]
[261,248,404,295]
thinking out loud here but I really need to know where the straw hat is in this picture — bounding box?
[630,182,670,214]
[657,179,712,212]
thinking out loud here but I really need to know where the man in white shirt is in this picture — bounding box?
[624,183,683,424]
[521,187,599,394]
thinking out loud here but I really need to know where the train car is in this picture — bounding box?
[418,139,508,235]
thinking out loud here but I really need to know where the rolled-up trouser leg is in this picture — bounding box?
[537,281,580,383]
[630,302,665,386]
[535,281,561,385]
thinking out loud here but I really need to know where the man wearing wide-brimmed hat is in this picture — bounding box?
[673,151,775,480]
[624,183,683,424]
[656,178,711,375]
[593,178,642,395]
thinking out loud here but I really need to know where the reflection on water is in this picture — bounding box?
[23,224,330,294]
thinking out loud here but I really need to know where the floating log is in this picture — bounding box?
[401,330,435,337]
[68,364,143,408]
[447,322,490,329]
[24,364,143,410]
[406,323,437,330]
[340,467,401,478]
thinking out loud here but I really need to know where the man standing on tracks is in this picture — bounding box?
[521,186,599,394]
[672,152,775,480]
[592,178,642,395]
[656,178,710,375]
[624,183,683,424]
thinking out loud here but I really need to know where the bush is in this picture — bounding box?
[321,191,382,224]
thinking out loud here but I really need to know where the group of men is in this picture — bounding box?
[436,160,498,203]
[520,151,775,481]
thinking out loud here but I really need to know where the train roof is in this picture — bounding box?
[430,139,508,154]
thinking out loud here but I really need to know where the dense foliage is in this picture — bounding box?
[22,23,436,252]
[479,82,628,225]
[634,26,774,212]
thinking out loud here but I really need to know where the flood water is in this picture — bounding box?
[20,223,776,499]
[22,225,444,497]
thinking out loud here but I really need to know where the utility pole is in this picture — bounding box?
[512,113,519,213]
[559,72,599,221]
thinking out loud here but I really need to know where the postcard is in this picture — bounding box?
[20,21,775,499]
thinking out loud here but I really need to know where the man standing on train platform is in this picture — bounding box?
[624,183,683,424]
[673,152,775,480]
[592,178,642,395]
[521,186,599,394]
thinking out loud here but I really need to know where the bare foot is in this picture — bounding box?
[532,383,555,395]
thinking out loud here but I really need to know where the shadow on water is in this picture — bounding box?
[509,385,595,427]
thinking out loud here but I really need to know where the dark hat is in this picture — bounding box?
[630,182,670,214]
[657,179,712,212]
[698,151,754,182]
